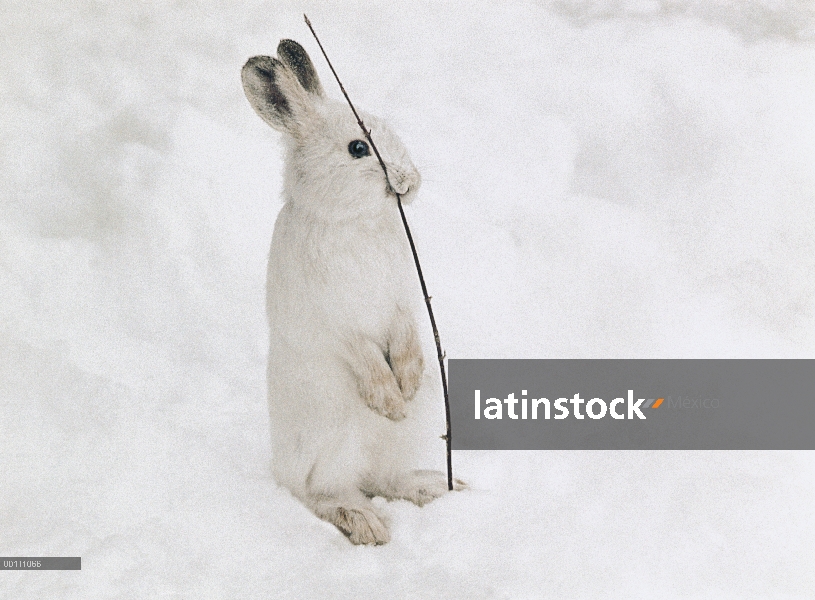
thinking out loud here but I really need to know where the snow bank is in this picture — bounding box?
[1,1,814,597]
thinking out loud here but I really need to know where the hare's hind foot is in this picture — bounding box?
[312,495,390,545]
[365,470,467,507]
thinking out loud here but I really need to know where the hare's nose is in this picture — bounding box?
[387,168,420,196]
[390,180,409,195]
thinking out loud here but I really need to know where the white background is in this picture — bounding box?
[1,1,814,597]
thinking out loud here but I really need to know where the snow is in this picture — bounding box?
[2,1,814,597]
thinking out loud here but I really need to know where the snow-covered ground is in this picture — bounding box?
[2,1,814,597]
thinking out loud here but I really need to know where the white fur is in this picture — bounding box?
[242,41,449,544]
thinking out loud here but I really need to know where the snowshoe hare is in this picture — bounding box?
[241,40,453,545]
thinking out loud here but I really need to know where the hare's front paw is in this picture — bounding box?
[391,349,424,402]
[389,314,425,402]
[359,371,407,421]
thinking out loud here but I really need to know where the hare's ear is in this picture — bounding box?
[277,39,325,98]
[242,55,316,134]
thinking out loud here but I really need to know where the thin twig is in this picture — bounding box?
[304,14,454,491]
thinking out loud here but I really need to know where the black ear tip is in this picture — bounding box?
[242,56,280,79]
[275,39,323,96]
[244,55,270,66]
[277,39,305,55]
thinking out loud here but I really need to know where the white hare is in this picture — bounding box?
[242,39,453,544]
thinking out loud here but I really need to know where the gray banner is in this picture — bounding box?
[0,558,81,570]
[449,360,815,450]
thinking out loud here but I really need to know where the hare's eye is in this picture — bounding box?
[348,140,370,159]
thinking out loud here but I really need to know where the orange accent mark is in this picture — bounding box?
[652,398,663,409]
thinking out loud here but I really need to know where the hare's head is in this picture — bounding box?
[242,40,421,216]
